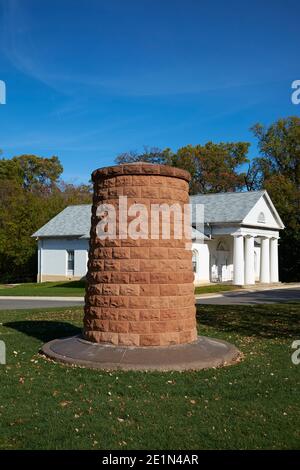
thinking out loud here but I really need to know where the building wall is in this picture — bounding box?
[193,242,210,284]
[38,238,89,282]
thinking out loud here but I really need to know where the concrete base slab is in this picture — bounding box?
[41,335,241,371]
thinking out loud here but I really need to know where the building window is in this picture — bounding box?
[257,212,266,223]
[67,250,74,274]
[192,250,198,273]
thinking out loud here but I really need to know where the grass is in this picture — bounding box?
[194,284,239,295]
[0,280,86,297]
[0,281,239,297]
[0,303,299,449]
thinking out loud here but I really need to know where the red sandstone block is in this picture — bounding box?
[123,186,141,197]
[159,284,178,296]
[178,284,194,295]
[139,334,161,346]
[160,309,178,320]
[101,308,118,321]
[167,273,182,284]
[119,259,140,272]
[90,319,109,331]
[129,296,150,309]
[139,309,160,321]
[139,284,160,296]
[86,284,103,295]
[130,247,149,259]
[119,284,140,296]
[140,164,160,175]
[168,248,191,260]
[129,272,150,284]
[129,321,150,334]
[109,321,129,333]
[176,260,192,271]
[181,272,195,283]
[150,321,167,333]
[141,186,160,198]
[139,239,160,247]
[115,175,132,186]
[149,296,169,309]
[150,272,168,284]
[110,272,129,284]
[149,247,169,259]
[120,238,141,247]
[122,164,143,174]
[91,248,112,259]
[160,332,180,346]
[100,332,119,345]
[84,306,102,318]
[139,259,160,272]
[167,320,181,332]
[184,318,197,330]
[104,260,120,271]
[158,260,175,272]
[112,247,130,259]
[179,331,192,344]
[110,296,129,308]
[108,186,123,197]
[118,333,140,346]
[94,296,110,307]
[132,175,151,186]
[102,284,120,296]
[94,272,112,283]
[84,330,102,343]
[118,309,139,321]
[104,239,122,247]
[150,175,169,186]
[89,259,105,270]
[180,306,196,319]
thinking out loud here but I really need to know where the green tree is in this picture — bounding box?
[0,154,92,282]
[116,142,249,194]
[249,117,300,281]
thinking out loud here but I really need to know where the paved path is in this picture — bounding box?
[0,297,84,310]
[196,286,300,305]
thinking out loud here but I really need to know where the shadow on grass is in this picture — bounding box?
[196,303,300,339]
[3,321,81,342]
[51,280,86,289]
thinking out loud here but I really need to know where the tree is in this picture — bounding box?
[0,154,92,282]
[116,142,249,194]
[249,117,300,281]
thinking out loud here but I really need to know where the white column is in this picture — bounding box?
[260,236,270,283]
[270,237,279,283]
[244,235,255,285]
[233,235,244,285]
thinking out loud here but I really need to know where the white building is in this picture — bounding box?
[32,190,284,286]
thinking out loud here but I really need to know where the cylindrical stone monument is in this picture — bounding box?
[83,163,197,347]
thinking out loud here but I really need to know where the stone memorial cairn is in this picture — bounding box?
[84,163,197,347]
[42,163,239,370]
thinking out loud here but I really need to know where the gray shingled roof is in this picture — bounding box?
[190,190,265,224]
[32,204,92,238]
[32,191,266,238]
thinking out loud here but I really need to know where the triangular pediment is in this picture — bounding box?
[242,191,284,229]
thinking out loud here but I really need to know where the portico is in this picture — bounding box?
[232,229,279,285]
[191,190,284,287]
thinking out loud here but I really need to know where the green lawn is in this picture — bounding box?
[194,284,239,295]
[0,281,239,297]
[0,281,86,297]
[0,303,299,449]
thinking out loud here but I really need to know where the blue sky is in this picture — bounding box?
[0,0,299,183]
